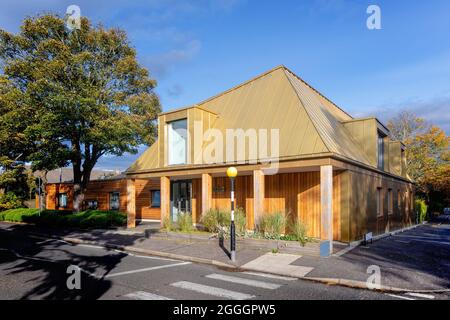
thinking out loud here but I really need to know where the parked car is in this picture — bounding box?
[444,208,450,215]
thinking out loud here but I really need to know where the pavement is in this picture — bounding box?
[1,227,448,300]
[0,215,449,298]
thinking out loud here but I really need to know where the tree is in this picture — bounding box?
[0,14,161,211]
[387,111,450,210]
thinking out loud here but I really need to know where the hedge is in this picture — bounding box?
[0,208,127,229]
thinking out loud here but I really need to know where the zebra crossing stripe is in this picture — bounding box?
[124,291,172,300]
[206,273,281,289]
[386,294,415,300]
[171,281,255,300]
[405,292,435,299]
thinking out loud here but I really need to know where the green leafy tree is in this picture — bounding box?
[0,156,28,200]
[0,14,161,210]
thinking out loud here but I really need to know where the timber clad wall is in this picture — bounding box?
[46,184,74,210]
[44,179,162,220]
[347,169,414,241]
[135,179,161,220]
[192,172,344,240]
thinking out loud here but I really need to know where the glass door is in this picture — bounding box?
[170,180,192,222]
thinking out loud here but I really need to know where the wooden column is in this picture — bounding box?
[320,165,333,255]
[160,176,170,227]
[126,179,136,228]
[253,169,265,230]
[202,173,212,215]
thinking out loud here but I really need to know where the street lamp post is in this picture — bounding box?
[226,167,238,262]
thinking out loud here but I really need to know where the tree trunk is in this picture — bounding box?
[39,171,48,210]
[71,141,100,212]
[73,183,85,212]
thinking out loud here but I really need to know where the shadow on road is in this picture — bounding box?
[0,223,144,300]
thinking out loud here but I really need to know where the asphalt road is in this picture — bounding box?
[0,227,447,301]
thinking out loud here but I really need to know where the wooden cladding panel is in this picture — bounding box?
[45,184,74,210]
[135,179,161,220]
[45,179,162,220]
[264,172,342,240]
[83,180,127,212]
[211,176,254,228]
[349,170,414,241]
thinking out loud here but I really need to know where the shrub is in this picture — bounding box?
[289,218,309,246]
[0,192,23,211]
[177,212,193,232]
[259,212,287,239]
[0,208,126,229]
[0,208,39,222]
[233,208,247,236]
[415,199,428,223]
[201,209,229,233]
[201,208,247,236]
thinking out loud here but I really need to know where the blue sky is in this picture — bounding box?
[1,0,449,170]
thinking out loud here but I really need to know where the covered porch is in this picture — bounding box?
[126,158,350,248]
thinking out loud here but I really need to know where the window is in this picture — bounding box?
[377,131,385,170]
[376,188,382,217]
[388,189,393,215]
[151,190,161,208]
[58,193,68,208]
[397,189,401,211]
[109,192,120,210]
[168,119,188,165]
[85,200,98,210]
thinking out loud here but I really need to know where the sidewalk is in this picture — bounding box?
[1,220,449,293]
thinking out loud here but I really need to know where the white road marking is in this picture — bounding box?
[104,261,191,278]
[113,249,179,262]
[386,294,415,300]
[242,271,297,281]
[405,292,435,299]
[206,273,281,289]
[78,244,105,250]
[171,281,255,300]
[124,291,172,300]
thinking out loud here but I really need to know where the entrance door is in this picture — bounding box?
[170,180,192,222]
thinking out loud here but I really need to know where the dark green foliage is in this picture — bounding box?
[0,208,126,228]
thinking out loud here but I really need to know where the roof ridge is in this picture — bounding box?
[197,65,286,107]
[283,67,353,120]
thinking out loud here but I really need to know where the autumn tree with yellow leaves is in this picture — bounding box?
[388,111,450,212]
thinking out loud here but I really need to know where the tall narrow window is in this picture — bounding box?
[377,188,382,217]
[377,131,385,170]
[168,119,187,165]
[109,192,120,210]
[58,193,68,208]
[151,190,161,208]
